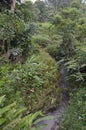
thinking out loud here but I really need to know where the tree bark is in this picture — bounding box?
[11,0,16,14]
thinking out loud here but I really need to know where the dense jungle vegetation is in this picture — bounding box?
[0,0,86,130]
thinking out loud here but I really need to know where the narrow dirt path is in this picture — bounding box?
[42,63,69,130]
[42,101,68,130]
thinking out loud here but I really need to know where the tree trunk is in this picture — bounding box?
[11,0,16,14]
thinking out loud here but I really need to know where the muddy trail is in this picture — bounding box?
[42,63,69,130]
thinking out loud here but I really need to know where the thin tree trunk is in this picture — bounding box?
[11,0,16,14]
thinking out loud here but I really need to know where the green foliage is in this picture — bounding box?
[1,1,86,130]
[0,13,25,55]
[45,0,71,11]
[0,13,16,42]
[0,0,11,11]
[0,96,30,129]
[32,35,51,47]
[61,7,80,20]
[52,2,83,58]
[51,3,86,129]
[0,52,61,111]
[0,13,25,40]
[0,11,37,60]
[61,87,86,130]
[10,53,61,111]
[77,18,86,42]
[46,44,58,59]
[28,22,39,35]
[71,0,81,9]
[35,0,48,22]
[53,14,63,25]
[64,43,86,83]
[17,3,32,22]
[0,95,53,130]
[0,64,22,104]
[39,22,52,34]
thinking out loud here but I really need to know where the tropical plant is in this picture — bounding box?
[32,34,51,47]
[61,87,86,130]
[0,95,53,130]
[46,44,58,59]
[10,53,61,111]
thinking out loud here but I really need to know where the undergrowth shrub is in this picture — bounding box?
[10,52,61,111]
[0,13,24,42]
[0,63,23,105]
[39,22,52,35]
[0,95,52,130]
[46,44,58,59]
[32,35,51,47]
[61,87,86,130]
[0,13,37,62]
[0,52,62,112]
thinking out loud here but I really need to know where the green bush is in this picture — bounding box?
[32,35,51,47]
[46,44,58,59]
[0,52,62,112]
[53,15,63,25]
[10,52,61,111]
[61,87,86,130]
[0,13,36,61]
[39,22,52,35]
[0,63,23,105]
[61,8,80,20]
[0,13,24,42]
[0,95,52,130]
